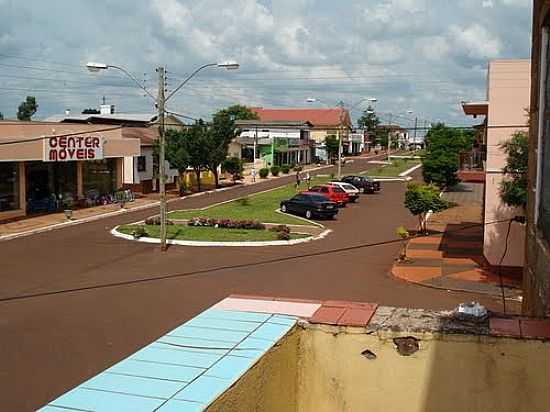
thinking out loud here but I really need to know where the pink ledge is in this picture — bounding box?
[213,297,322,318]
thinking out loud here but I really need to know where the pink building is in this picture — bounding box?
[462,59,531,268]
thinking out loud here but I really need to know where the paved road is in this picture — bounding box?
[0,158,504,411]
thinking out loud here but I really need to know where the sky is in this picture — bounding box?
[0,0,532,128]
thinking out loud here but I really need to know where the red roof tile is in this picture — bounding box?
[251,107,351,128]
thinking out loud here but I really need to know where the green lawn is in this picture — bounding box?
[169,177,329,225]
[362,159,421,177]
[118,224,308,242]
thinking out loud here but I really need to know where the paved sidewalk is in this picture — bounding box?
[392,183,523,301]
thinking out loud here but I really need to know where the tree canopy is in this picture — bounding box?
[325,135,339,163]
[17,96,38,121]
[500,131,528,209]
[404,183,449,234]
[357,106,379,131]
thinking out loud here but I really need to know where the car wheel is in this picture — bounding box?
[305,210,313,219]
[281,205,287,213]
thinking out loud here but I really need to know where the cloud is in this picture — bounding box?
[0,0,533,125]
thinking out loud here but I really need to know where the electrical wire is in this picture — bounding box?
[497,219,514,314]
[0,218,514,304]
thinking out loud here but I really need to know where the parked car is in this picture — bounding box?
[308,184,349,207]
[341,175,381,194]
[328,181,360,202]
[280,192,339,219]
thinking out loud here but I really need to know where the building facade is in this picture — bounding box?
[0,122,140,221]
[524,0,550,316]
[462,59,531,268]
[235,120,312,166]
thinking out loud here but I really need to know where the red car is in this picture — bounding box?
[306,185,349,207]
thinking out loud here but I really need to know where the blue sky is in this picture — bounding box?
[0,0,532,127]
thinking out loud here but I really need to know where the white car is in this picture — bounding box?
[329,181,360,202]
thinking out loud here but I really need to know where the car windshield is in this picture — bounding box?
[340,183,355,190]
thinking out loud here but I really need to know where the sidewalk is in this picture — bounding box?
[391,183,523,301]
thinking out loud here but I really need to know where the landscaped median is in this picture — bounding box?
[111,181,332,247]
[361,158,421,179]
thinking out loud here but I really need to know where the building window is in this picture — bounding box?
[0,162,20,211]
[83,159,116,196]
[137,156,147,172]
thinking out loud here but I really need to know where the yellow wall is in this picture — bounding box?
[210,323,550,412]
[206,329,300,412]
[182,169,216,190]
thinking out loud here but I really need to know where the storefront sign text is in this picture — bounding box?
[44,135,104,162]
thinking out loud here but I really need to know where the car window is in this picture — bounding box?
[308,194,327,202]
[341,183,354,190]
[310,186,320,192]
[332,186,345,193]
[321,187,329,193]
[292,194,305,201]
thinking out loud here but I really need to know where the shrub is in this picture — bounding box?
[281,164,291,174]
[131,225,147,238]
[270,224,291,239]
[145,216,174,225]
[188,217,265,230]
[270,166,280,176]
[277,231,291,240]
[259,168,269,178]
[221,157,244,181]
[236,196,251,206]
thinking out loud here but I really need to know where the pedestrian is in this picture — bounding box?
[251,168,256,183]
[305,171,311,189]
[295,170,301,190]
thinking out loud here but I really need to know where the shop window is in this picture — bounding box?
[137,156,147,172]
[0,162,19,211]
[83,159,116,196]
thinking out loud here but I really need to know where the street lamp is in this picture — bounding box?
[86,60,240,251]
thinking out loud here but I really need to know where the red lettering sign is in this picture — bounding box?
[44,135,104,162]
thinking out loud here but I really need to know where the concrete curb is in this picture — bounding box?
[111,225,332,247]
[399,163,423,177]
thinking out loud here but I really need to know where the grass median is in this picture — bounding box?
[117,224,308,242]
[169,177,329,225]
[362,159,421,177]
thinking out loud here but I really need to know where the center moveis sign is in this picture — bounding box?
[44,135,104,162]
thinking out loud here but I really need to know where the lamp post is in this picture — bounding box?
[86,60,239,251]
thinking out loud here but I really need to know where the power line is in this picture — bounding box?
[0,218,514,304]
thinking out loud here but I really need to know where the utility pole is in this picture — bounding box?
[157,66,167,252]
[337,101,345,179]
[413,117,418,145]
[387,113,393,158]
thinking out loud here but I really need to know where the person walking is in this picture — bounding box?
[251,168,257,183]
[295,170,301,190]
[305,171,311,189]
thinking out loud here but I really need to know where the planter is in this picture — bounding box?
[64,209,73,220]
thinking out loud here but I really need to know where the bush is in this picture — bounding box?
[293,165,303,172]
[221,157,243,181]
[131,225,147,238]
[281,164,290,174]
[270,166,280,176]
[188,217,265,230]
[422,150,460,189]
[236,196,250,206]
[144,216,174,225]
[259,168,269,178]
[270,224,291,240]
[277,231,291,240]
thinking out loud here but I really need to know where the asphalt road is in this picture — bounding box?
[0,157,505,411]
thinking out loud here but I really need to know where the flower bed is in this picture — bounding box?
[188,217,266,230]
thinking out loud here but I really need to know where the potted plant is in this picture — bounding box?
[63,198,74,220]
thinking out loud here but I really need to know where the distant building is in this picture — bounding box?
[250,107,354,160]
[234,120,312,166]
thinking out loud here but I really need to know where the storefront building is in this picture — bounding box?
[0,121,140,221]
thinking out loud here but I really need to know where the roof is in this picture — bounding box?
[121,126,159,146]
[235,119,313,128]
[461,101,489,116]
[44,113,158,124]
[251,107,351,128]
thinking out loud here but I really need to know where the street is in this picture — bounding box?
[0,158,503,411]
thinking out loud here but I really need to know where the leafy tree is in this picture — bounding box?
[221,157,243,181]
[163,128,190,195]
[82,108,100,114]
[17,96,38,120]
[357,106,379,131]
[500,131,528,209]
[404,183,449,234]
[422,123,475,188]
[183,120,209,192]
[325,134,339,163]
[215,104,258,121]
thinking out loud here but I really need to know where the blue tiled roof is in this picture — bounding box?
[38,308,297,412]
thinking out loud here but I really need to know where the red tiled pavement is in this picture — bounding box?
[489,318,521,338]
[309,306,347,325]
[393,266,442,282]
[520,319,550,340]
[407,249,444,259]
[323,300,378,310]
[338,308,376,327]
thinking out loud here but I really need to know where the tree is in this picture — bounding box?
[82,108,100,114]
[325,135,339,163]
[17,96,38,121]
[404,183,449,234]
[221,157,243,181]
[163,128,190,195]
[203,106,256,187]
[500,131,528,209]
[183,120,209,192]
[422,123,475,188]
[357,106,379,131]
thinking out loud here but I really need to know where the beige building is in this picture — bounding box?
[0,121,140,221]
[462,59,531,268]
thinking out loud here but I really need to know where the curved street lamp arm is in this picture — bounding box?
[108,65,157,102]
[165,63,217,103]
